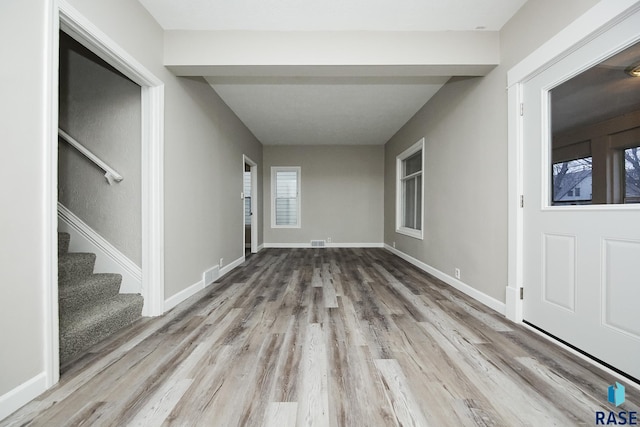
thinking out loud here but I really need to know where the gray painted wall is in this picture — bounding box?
[0,0,50,400]
[383,0,599,303]
[264,145,384,245]
[59,33,142,265]
[165,76,264,296]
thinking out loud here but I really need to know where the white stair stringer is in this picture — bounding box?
[57,202,142,294]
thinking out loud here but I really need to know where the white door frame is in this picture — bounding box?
[243,155,259,254]
[506,0,640,322]
[46,0,165,387]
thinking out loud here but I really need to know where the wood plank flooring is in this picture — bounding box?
[3,248,639,426]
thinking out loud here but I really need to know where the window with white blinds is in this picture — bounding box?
[271,167,301,228]
[396,138,424,239]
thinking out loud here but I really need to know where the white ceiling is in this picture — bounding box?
[551,41,640,134]
[138,0,527,31]
[208,78,449,145]
[138,0,528,145]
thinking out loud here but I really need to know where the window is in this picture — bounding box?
[271,167,301,228]
[396,138,424,239]
[551,156,592,205]
[549,40,640,206]
[625,146,640,203]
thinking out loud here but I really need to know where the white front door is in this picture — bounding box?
[522,9,640,381]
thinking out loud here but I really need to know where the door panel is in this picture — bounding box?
[602,238,640,339]
[542,233,576,312]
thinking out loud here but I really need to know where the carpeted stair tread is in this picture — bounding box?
[57,232,144,365]
[58,252,96,286]
[58,273,122,314]
[58,232,70,256]
[59,293,144,364]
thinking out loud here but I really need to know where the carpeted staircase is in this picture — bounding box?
[58,232,143,365]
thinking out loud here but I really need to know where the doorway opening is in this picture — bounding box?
[243,155,258,257]
[57,29,145,368]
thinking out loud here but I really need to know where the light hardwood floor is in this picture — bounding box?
[2,248,638,426]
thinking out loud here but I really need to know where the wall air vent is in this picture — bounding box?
[311,240,326,247]
[203,265,220,286]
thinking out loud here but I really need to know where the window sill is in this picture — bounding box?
[396,227,423,240]
[271,224,301,229]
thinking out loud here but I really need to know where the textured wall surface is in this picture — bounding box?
[59,33,142,265]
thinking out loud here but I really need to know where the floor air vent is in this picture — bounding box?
[311,240,326,247]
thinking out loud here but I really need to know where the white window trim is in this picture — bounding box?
[271,166,301,228]
[396,138,425,239]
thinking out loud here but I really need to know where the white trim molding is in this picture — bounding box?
[57,203,142,293]
[220,255,246,277]
[507,1,640,87]
[263,242,385,249]
[140,83,165,317]
[45,0,60,391]
[164,255,246,312]
[505,0,640,322]
[0,372,47,421]
[164,279,205,312]
[385,244,506,315]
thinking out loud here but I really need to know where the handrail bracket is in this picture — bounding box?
[58,128,124,185]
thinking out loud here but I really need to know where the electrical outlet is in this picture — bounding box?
[219,258,224,268]
[454,268,461,280]
[327,237,332,243]
[392,241,396,248]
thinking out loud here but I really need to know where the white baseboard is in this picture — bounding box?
[263,242,384,249]
[58,203,142,294]
[164,279,204,312]
[385,244,506,315]
[0,372,47,422]
[220,255,245,277]
[263,243,310,248]
[257,243,265,251]
[328,242,384,248]
[164,255,245,312]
